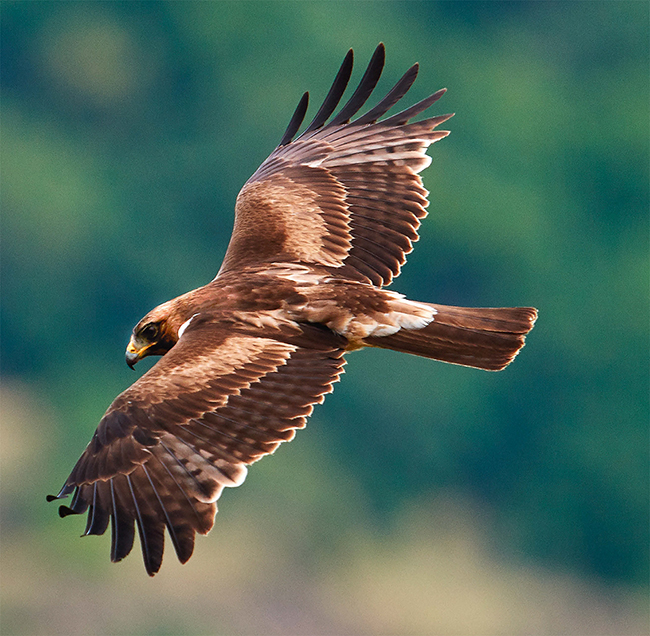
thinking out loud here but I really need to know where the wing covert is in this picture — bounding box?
[217,43,453,286]
[49,324,346,575]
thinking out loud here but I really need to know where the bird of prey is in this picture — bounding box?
[48,44,537,576]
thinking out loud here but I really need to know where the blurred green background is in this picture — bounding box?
[1,2,648,634]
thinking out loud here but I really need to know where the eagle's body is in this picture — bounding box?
[50,45,537,575]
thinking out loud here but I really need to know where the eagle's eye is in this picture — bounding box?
[141,323,159,341]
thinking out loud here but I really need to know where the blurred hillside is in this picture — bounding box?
[1,2,648,635]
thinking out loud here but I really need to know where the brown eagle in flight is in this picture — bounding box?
[49,44,537,576]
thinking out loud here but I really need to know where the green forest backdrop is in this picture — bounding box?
[1,2,648,635]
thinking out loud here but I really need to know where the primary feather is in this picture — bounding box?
[49,44,537,576]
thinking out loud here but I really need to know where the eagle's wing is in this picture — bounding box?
[48,322,346,576]
[217,43,453,287]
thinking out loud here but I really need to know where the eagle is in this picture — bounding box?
[48,44,537,576]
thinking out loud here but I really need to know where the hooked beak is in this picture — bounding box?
[126,338,142,369]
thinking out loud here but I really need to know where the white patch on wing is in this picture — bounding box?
[417,154,433,172]
[158,435,249,504]
[269,264,329,286]
[369,324,401,337]
[334,296,437,341]
[178,313,199,338]
[229,308,297,331]
[384,298,437,332]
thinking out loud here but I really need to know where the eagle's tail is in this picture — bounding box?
[364,304,538,371]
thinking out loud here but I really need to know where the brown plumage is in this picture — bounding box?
[49,43,537,576]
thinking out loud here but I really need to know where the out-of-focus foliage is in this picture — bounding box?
[1,2,647,634]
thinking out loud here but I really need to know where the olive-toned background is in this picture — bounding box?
[2,2,648,634]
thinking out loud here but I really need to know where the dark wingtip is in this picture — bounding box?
[47,483,74,502]
[278,91,309,147]
[301,48,354,136]
[59,505,77,518]
[381,87,448,126]
[328,42,386,127]
[177,546,195,565]
[354,61,420,126]
[143,544,164,577]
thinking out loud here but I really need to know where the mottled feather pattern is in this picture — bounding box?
[49,44,537,576]
[218,45,451,286]
[56,331,346,575]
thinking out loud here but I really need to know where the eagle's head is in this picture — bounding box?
[125,297,192,368]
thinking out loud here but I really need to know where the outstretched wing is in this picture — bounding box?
[49,323,346,576]
[217,43,453,287]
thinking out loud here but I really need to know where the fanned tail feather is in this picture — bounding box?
[365,304,538,371]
